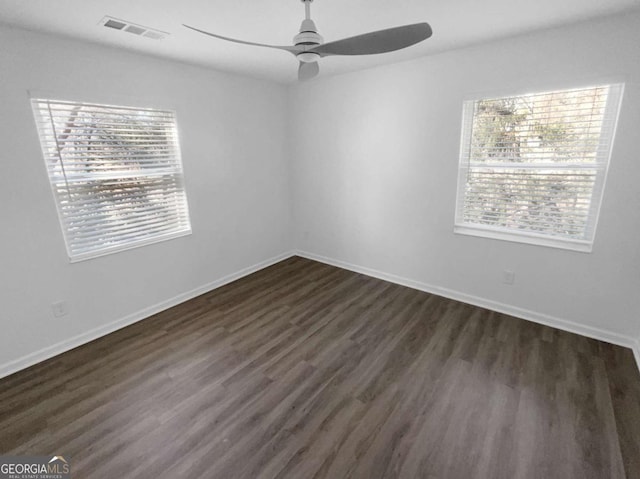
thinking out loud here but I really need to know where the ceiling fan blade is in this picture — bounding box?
[183,24,298,54]
[298,61,319,81]
[308,23,432,57]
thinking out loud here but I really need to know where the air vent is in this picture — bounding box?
[99,16,169,40]
[124,25,146,35]
[104,19,126,30]
[143,31,165,40]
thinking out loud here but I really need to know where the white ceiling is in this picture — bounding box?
[1,0,639,84]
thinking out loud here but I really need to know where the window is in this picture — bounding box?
[32,98,191,262]
[455,84,623,252]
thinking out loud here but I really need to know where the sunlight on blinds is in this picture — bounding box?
[455,84,623,251]
[31,99,192,261]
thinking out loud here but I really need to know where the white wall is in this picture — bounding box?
[0,26,292,373]
[3,11,640,377]
[290,12,640,342]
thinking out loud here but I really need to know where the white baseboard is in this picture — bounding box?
[4,250,638,379]
[0,251,295,380]
[633,338,640,373]
[296,250,638,353]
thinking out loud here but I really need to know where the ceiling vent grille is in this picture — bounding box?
[100,16,169,40]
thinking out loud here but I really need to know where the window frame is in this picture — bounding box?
[454,83,624,253]
[31,95,192,262]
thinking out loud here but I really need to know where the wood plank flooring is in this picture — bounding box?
[1,256,640,478]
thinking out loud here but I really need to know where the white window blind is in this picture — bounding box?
[31,98,192,262]
[455,84,623,252]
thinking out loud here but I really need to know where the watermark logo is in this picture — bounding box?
[0,455,70,479]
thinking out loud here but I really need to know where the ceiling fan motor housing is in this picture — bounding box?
[294,19,323,62]
[294,19,323,45]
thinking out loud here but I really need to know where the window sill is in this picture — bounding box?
[453,224,593,253]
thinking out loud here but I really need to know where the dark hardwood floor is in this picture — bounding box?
[1,256,640,478]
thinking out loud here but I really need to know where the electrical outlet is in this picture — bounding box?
[502,270,515,285]
[51,301,68,318]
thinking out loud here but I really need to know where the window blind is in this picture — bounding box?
[31,99,192,261]
[455,84,623,251]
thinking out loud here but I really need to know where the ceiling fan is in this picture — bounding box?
[183,0,433,81]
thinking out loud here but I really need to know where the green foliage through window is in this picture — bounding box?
[31,99,191,261]
[456,84,622,249]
